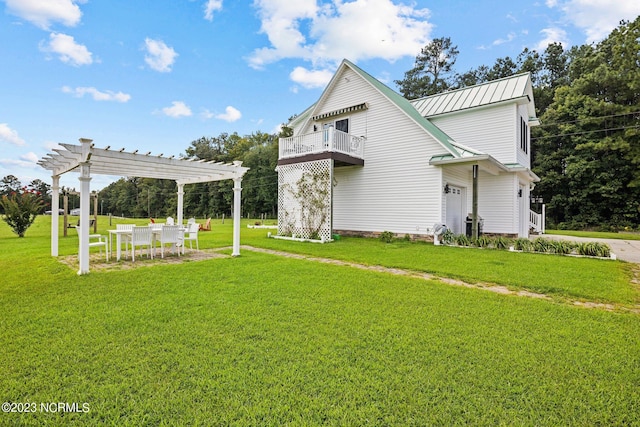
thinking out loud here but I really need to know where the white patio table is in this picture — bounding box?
[108,226,185,261]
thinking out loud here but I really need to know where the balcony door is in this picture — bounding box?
[324,118,349,133]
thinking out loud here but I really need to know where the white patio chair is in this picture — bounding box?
[182,222,199,253]
[166,217,175,225]
[157,225,182,258]
[116,224,133,255]
[75,226,107,261]
[130,226,153,262]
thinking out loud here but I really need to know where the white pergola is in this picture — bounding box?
[38,138,249,275]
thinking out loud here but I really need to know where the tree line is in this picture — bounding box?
[97,130,284,220]
[395,17,640,230]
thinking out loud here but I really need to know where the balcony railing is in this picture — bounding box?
[279,128,365,160]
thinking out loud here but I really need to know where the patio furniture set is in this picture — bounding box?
[85,217,200,262]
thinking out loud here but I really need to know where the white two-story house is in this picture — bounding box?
[277,59,540,241]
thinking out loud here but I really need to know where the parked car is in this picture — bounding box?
[44,209,65,215]
[70,208,81,216]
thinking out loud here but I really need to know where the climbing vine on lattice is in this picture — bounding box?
[277,160,332,240]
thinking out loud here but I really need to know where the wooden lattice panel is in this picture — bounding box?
[278,159,332,241]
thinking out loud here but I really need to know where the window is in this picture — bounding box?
[520,117,529,154]
[335,118,349,133]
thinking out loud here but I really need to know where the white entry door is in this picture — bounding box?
[446,185,465,235]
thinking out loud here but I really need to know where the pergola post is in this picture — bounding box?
[232,163,243,256]
[78,162,92,275]
[51,175,60,256]
[77,138,93,275]
[177,183,184,225]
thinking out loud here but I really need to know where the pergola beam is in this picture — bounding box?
[40,138,249,274]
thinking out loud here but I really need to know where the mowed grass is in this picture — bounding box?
[239,226,639,305]
[1,217,639,425]
[546,228,640,241]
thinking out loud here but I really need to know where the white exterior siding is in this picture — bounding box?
[430,103,518,165]
[280,61,539,239]
[441,167,520,235]
[516,104,531,168]
[328,69,444,235]
[302,68,370,138]
[477,173,518,235]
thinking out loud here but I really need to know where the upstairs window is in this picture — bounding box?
[335,118,349,133]
[520,117,529,154]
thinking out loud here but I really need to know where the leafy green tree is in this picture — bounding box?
[532,17,640,229]
[0,175,21,197]
[1,187,44,237]
[395,37,459,98]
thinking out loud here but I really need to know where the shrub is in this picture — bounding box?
[493,236,512,250]
[552,240,575,255]
[441,229,455,245]
[0,188,44,237]
[513,238,532,252]
[532,238,552,253]
[474,235,492,248]
[455,234,471,246]
[576,242,611,258]
[379,231,394,243]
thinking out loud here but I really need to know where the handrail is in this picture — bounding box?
[279,129,364,160]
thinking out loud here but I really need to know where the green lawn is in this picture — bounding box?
[546,228,640,241]
[1,217,639,425]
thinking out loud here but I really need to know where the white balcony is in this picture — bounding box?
[279,128,365,161]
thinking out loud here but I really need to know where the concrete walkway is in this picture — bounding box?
[541,234,640,263]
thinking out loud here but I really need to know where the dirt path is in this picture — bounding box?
[237,245,640,315]
[59,245,640,314]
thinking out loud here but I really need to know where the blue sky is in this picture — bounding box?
[1,0,639,190]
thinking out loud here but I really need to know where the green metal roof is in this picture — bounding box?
[410,72,537,120]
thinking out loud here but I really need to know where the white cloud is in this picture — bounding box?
[43,141,63,150]
[21,152,39,163]
[62,86,131,102]
[0,124,26,146]
[204,0,223,21]
[144,38,178,72]
[5,0,84,29]
[200,109,215,119]
[161,101,192,118]
[248,0,432,71]
[0,158,39,169]
[290,66,334,89]
[547,0,640,43]
[492,32,516,46]
[40,32,93,66]
[535,27,569,50]
[215,106,242,122]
